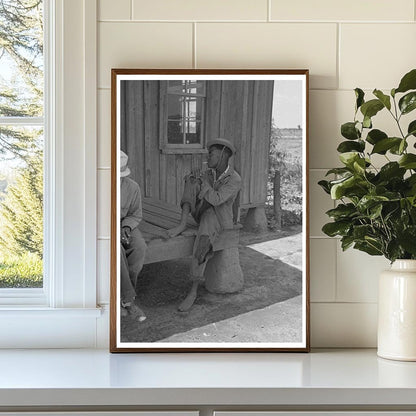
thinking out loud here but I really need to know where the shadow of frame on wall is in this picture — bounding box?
[110,69,310,353]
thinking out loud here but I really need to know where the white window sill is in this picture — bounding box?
[0,349,415,409]
[0,307,103,348]
[0,307,102,317]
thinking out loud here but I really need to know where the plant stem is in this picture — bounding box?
[390,97,406,139]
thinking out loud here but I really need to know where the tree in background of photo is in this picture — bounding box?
[268,121,303,228]
[0,0,43,287]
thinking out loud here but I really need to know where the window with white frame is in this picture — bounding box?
[161,80,206,153]
[0,0,99,347]
[0,0,45,292]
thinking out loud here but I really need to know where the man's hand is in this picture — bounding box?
[121,226,131,247]
[201,169,212,185]
[190,168,201,179]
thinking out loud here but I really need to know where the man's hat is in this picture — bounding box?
[120,150,131,178]
[206,138,236,156]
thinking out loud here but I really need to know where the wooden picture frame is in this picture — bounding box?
[110,69,310,352]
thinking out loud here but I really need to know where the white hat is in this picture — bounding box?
[120,150,131,178]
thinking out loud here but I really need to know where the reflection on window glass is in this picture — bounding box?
[0,0,44,289]
[166,80,205,146]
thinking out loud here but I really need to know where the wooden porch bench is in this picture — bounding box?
[139,197,241,264]
[139,197,244,293]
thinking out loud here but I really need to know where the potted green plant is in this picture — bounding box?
[319,68,416,361]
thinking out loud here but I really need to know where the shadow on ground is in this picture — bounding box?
[121,226,302,343]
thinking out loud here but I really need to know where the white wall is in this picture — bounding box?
[96,0,416,348]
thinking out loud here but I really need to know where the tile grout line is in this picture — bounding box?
[268,0,271,22]
[130,0,133,20]
[97,19,415,24]
[336,22,340,90]
[193,22,197,69]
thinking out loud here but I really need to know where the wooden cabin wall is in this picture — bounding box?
[207,80,274,207]
[120,80,145,192]
[120,80,273,208]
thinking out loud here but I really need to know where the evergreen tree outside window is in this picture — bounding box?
[0,0,44,288]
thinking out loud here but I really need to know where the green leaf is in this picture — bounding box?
[354,241,383,256]
[391,88,396,98]
[399,92,416,115]
[396,69,416,94]
[355,88,365,110]
[326,203,356,220]
[373,89,391,110]
[337,153,370,176]
[352,224,373,240]
[386,240,402,263]
[341,235,355,251]
[339,152,361,167]
[353,158,366,174]
[360,99,384,119]
[408,120,416,138]
[389,138,408,155]
[399,139,407,155]
[366,129,387,145]
[399,154,416,169]
[322,221,351,237]
[330,175,357,199]
[371,137,402,154]
[398,227,416,255]
[369,203,383,220]
[318,180,331,194]
[341,122,360,140]
[325,167,352,176]
[363,116,372,129]
[337,140,365,153]
[406,174,416,187]
[357,195,389,211]
[378,162,406,181]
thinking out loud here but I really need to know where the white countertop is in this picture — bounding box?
[1,348,416,407]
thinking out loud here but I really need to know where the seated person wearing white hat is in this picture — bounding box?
[167,138,242,312]
[120,150,147,321]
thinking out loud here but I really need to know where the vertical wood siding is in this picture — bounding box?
[121,80,273,208]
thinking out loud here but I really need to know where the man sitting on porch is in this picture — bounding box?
[167,138,241,312]
[120,150,147,322]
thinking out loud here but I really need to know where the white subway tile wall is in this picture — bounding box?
[270,0,414,22]
[98,22,193,88]
[309,90,354,169]
[310,239,336,302]
[311,303,378,347]
[339,24,416,90]
[99,0,131,21]
[96,0,416,347]
[97,169,111,239]
[336,246,389,303]
[132,0,269,21]
[196,23,338,89]
[97,240,110,305]
[98,90,111,168]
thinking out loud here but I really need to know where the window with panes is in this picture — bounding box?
[0,0,44,290]
[161,80,206,152]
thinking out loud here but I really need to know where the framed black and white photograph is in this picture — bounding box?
[110,69,310,352]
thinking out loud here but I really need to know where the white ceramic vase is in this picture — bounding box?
[378,259,416,361]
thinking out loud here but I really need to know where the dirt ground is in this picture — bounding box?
[121,225,303,344]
